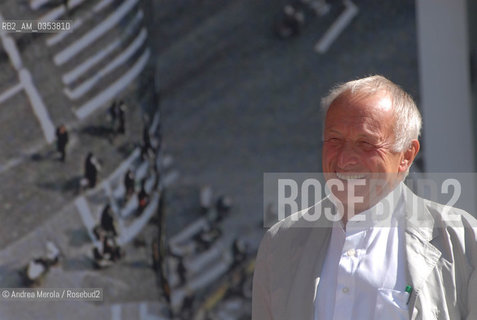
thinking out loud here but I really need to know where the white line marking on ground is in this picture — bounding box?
[139,303,165,320]
[120,195,139,219]
[0,139,51,175]
[0,82,22,103]
[38,0,86,22]
[169,218,208,247]
[139,303,148,320]
[149,111,160,134]
[171,259,230,308]
[47,19,82,47]
[39,6,66,22]
[105,148,140,183]
[19,70,56,142]
[47,0,116,47]
[0,157,23,175]
[0,36,22,70]
[61,10,144,84]
[64,28,148,100]
[162,170,179,187]
[0,14,55,143]
[161,155,173,169]
[188,260,229,291]
[30,0,49,10]
[62,34,121,83]
[111,304,121,320]
[74,196,100,245]
[54,0,140,65]
[93,0,115,12]
[30,0,50,10]
[117,193,159,246]
[186,243,223,276]
[74,48,150,119]
[103,181,126,232]
[134,160,149,182]
[314,0,359,54]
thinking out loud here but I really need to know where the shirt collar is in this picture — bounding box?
[336,182,405,231]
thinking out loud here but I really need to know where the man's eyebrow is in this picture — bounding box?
[324,128,342,134]
[356,133,380,140]
[325,128,380,139]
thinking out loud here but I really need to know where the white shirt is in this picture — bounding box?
[314,183,410,320]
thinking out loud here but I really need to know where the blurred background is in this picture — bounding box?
[0,0,475,319]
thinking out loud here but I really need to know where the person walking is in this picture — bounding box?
[84,152,101,188]
[117,101,126,134]
[55,124,69,162]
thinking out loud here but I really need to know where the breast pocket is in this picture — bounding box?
[374,288,409,320]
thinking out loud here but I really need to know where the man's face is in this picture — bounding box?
[322,91,406,213]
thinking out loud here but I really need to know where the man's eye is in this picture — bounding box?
[359,141,374,148]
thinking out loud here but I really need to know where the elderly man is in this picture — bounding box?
[252,75,477,319]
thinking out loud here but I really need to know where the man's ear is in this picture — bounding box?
[399,139,420,173]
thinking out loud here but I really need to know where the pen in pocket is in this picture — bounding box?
[405,285,413,305]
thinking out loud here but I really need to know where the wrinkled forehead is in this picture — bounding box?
[324,90,396,133]
[332,89,392,110]
[328,89,393,115]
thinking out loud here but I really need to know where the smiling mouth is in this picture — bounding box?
[336,172,367,180]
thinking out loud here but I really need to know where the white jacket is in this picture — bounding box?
[252,185,477,320]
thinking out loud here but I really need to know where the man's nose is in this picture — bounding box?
[336,143,359,168]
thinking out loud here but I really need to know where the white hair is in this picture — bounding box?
[321,75,422,152]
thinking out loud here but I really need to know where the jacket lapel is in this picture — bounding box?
[402,186,442,319]
[284,199,334,320]
[286,225,332,319]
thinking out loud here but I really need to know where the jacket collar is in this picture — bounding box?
[402,184,442,318]
[403,184,441,241]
